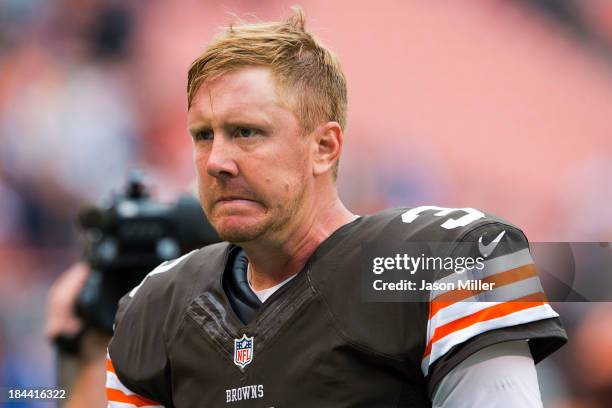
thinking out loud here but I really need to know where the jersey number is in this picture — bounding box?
[401,206,484,230]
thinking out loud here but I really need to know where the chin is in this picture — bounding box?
[212,215,268,244]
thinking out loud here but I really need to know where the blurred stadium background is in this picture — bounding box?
[0,0,610,407]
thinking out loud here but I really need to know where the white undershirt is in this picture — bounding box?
[432,340,543,407]
[246,264,296,303]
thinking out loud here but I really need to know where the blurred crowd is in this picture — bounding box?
[0,1,610,406]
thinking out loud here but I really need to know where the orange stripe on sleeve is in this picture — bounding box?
[423,292,547,358]
[106,388,160,407]
[106,358,116,374]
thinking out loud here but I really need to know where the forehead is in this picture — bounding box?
[188,67,289,125]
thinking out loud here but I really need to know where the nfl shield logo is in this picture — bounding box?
[234,334,254,369]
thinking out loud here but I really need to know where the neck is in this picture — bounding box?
[241,196,355,291]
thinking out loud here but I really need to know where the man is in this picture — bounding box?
[106,9,566,407]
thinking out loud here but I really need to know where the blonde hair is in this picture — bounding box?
[187,7,347,135]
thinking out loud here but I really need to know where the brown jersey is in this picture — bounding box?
[107,207,567,407]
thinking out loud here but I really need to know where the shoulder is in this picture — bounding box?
[125,242,229,305]
[363,205,522,246]
[308,206,536,351]
[112,241,231,343]
[108,242,231,402]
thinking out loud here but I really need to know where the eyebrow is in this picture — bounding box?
[188,123,210,136]
[189,109,274,128]
[188,118,273,136]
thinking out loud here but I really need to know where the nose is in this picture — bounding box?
[206,135,239,179]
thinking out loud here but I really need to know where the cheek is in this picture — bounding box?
[193,150,213,184]
[193,151,213,193]
[193,147,207,169]
[266,147,310,197]
[285,144,312,181]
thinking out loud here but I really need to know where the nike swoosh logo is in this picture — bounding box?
[478,230,506,258]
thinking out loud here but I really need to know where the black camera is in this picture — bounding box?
[75,171,220,334]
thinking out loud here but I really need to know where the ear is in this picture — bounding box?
[312,122,343,177]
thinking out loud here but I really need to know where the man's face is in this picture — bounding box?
[187,67,312,244]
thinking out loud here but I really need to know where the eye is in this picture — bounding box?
[193,129,213,141]
[236,127,257,138]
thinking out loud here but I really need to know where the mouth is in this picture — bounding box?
[216,195,257,204]
[214,196,261,209]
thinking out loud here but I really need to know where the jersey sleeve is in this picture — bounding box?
[106,353,164,407]
[422,222,567,398]
[107,251,197,406]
